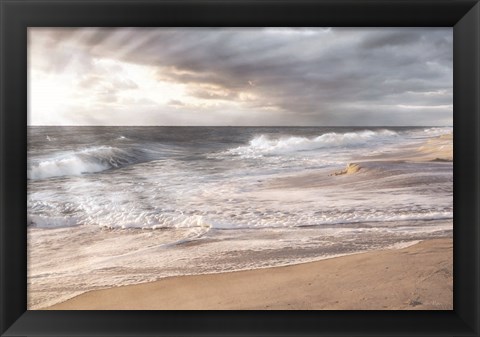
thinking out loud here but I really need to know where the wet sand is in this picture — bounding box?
[46,238,452,310]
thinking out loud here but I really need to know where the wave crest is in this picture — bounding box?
[228,129,397,157]
[28,146,148,180]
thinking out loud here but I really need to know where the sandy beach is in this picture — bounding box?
[46,238,452,310]
[29,130,453,310]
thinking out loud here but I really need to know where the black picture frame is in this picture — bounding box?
[1,0,479,336]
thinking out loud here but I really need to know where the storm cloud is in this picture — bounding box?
[28,27,452,126]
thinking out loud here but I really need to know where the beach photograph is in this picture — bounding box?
[27,27,453,310]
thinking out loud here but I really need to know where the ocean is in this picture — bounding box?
[27,126,453,309]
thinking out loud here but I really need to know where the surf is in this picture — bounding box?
[27,146,150,180]
[227,129,398,157]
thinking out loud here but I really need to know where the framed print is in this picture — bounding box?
[1,0,479,336]
[26,26,456,312]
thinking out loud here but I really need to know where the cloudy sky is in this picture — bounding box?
[28,27,452,126]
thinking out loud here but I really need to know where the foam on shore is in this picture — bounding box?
[45,238,453,310]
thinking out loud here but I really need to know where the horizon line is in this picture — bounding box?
[27,125,453,127]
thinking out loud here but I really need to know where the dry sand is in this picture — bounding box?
[46,238,452,310]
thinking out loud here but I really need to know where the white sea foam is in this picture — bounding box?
[28,187,452,231]
[227,130,398,158]
[421,127,453,136]
[387,240,422,249]
[27,146,146,180]
[28,214,82,228]
[28,155,109,180]
[28,204,213,231]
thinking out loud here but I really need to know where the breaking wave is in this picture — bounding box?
[227,129,398,157]
[28,146,151,180]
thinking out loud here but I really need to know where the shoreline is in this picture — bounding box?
[45,238,452,310]
[31,131,453,310]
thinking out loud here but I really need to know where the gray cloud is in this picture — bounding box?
[28,27,452,126]
[360,31,422,49]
